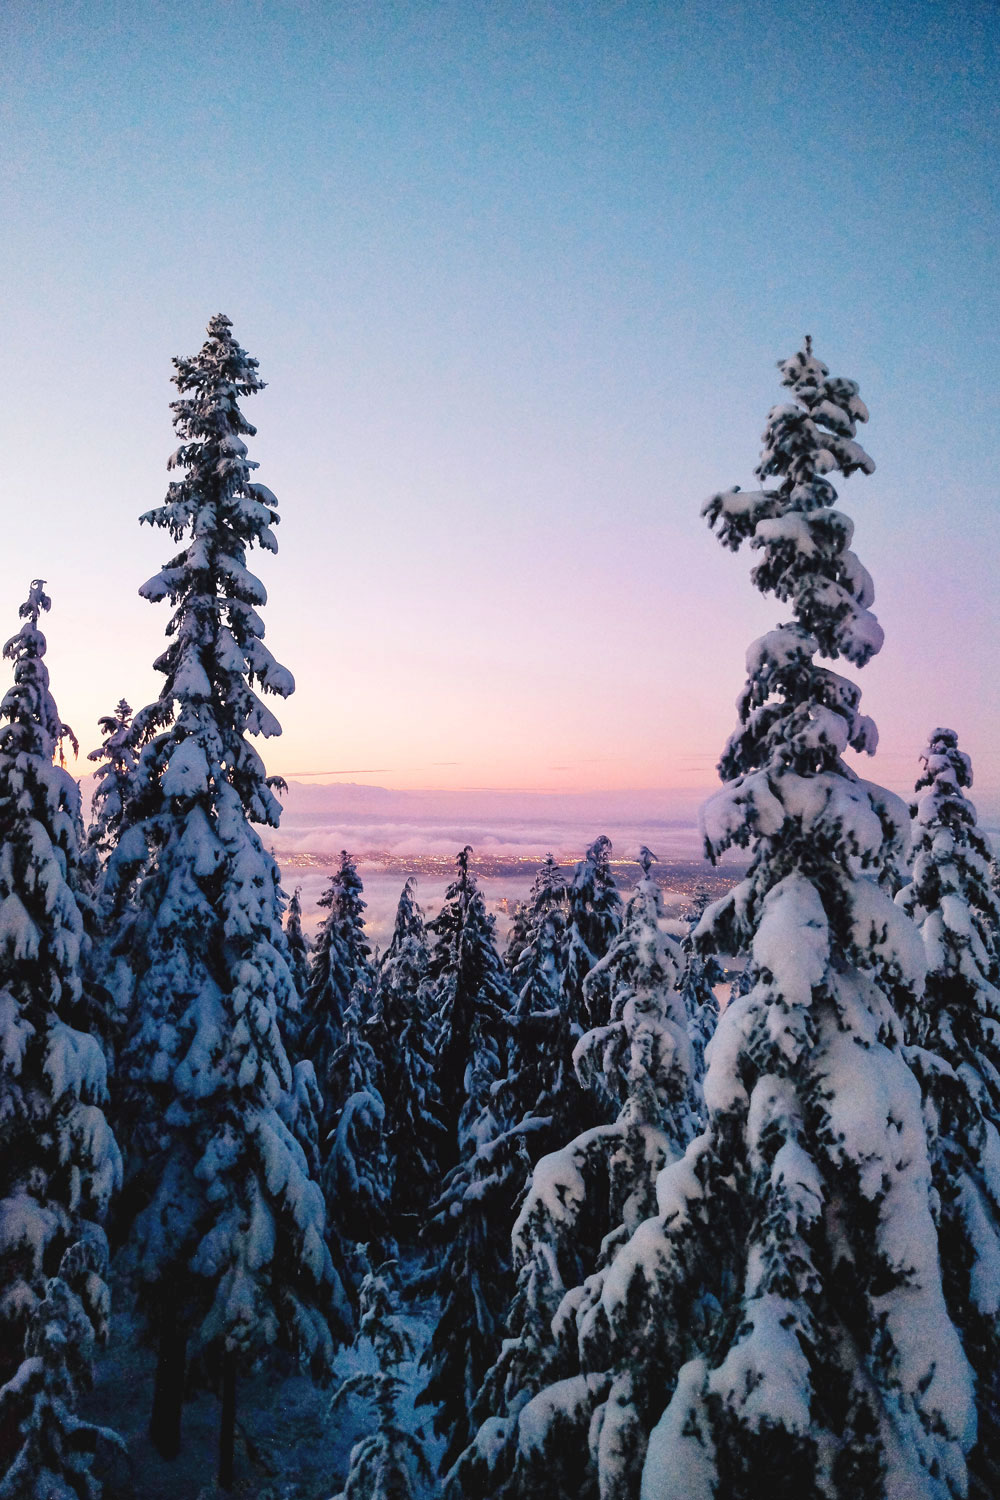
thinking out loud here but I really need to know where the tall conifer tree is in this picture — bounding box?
[112,317,348,1476]
[0,583,124,1497]
[492,344,973,1500]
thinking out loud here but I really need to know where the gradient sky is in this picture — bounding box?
[2,0,997,806]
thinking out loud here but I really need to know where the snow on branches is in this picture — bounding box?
[0,584,123,1495]
[897,729,1000,1494]
[111,319,347,1463]
[491,344,974,1500]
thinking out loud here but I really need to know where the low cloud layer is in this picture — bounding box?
[268,781,711,863]
[270,817,706,862]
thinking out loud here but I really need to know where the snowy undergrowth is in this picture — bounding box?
[81,1264,445,1499]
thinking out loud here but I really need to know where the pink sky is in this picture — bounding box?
[21,479,997,818]
[3,4,997,814]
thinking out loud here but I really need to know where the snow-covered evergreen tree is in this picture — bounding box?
[452,847,695,1497]
[727,958,756,1005]
[110,316,348,1468]
[989,856,1000,965]
[301,853,374,1137]
[368,880,443,1234]
[897,728,1000,1497]
[291,854,389,1282]
[80,700,141,1073]
[417,848,519,1470]
[418,1027,512,1476]
[281,884,311,1057]
[562,835,622,1040]
[492,343,974,1500]
[274,884,317,1190]
[678,884,723,1088]
[574,847,698,1180]
[501,855,573,1143]
[324,982,391,1257]
[424,847,512,1157]
[503,900,532,979]
[329,1257,430,1500]
[0,582,124,1495]
[0,1264,128,1500]
[85,700,138,866]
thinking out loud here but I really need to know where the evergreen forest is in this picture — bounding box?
[1,316,997,1500]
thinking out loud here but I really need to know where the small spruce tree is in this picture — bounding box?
[417,849,519,1470]
[85,701,138,866]
[329,1256,430,1500]
[424,847,513,1157]
[368,879,444,1235]
[324,981,391,1257]
[897,728,1000,1497]
[678,884,723,1090]
[562,835,623,1040]
[574,847,699,1212]
[296,854,389,1282]
[503,900,532,979]
[300,853,374,1137]
[281,884,312,1057]
[453,848,695,1498]
[81,700,141,1074]
[502,855,573,1144]
[0,582,124,1495]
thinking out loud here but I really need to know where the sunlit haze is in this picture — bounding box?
[3,1,997,821]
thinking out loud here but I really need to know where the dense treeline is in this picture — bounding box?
[0,320,997,1500]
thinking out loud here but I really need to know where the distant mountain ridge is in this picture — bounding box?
[276,779,710,823]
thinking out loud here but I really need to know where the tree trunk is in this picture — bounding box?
[218,1348,237,1492]
[149,1312,186,1459]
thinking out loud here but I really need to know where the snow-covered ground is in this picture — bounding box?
[82,1277,444,1500]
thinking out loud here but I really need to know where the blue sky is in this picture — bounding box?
[2,0,997,802]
